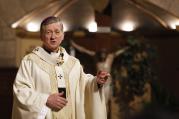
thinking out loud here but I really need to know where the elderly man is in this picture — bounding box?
[12,16,110,119]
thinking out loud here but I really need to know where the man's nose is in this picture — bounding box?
[51,32,56,39]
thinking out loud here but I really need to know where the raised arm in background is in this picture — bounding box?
[70,40,96,56]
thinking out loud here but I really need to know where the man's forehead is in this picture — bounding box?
[44,22,63,29]
[46,22,62,26]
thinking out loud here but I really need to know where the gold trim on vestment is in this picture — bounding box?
[27,51,76,119]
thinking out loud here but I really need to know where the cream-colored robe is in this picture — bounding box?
[12,46,107,119]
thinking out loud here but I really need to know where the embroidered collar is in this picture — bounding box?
[32,46,69,66]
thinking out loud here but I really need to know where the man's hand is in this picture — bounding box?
[96,71,110,88]
[46,92,67,111]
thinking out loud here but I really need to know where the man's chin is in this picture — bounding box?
[50,46,59,52]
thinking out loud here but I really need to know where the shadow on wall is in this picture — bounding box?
[0,68,17,119]
[130,105,179,119]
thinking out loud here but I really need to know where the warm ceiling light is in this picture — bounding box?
[26,22,40,32]
[88,21,97,32]
[62,22,69,32]
[170,21,179,30]
[11,22,18,28]
[120,21,135,32]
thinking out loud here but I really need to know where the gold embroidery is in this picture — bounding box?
[28,53,58,93]
[57,47,64,65]
[57,56,75,119]
[28,53,76,119]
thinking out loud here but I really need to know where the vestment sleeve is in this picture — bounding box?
[13,58,49,112]
[79,65,107,119]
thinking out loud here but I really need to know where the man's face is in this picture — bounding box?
[41,22,64,52]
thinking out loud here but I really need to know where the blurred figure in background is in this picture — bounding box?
[71,40,128,117]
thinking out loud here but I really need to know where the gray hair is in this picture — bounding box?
[40,16,63,34]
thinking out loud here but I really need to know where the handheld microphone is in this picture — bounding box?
[58,87,66,98]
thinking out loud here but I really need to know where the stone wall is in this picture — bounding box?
[0,0,50,67]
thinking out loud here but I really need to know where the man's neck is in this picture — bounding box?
[43,46,59,54]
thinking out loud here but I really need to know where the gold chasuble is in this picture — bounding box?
[12,46,107,119]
